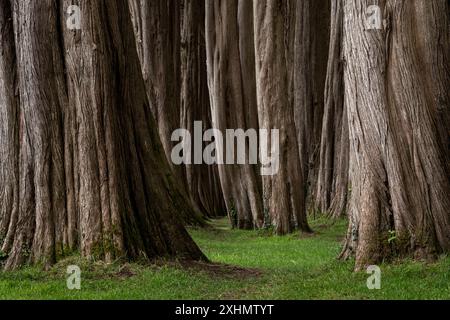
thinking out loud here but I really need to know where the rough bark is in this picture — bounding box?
[128,0,182,171]
[315,0,349,218]
[0,0,19,256]
[205,0,264,229]
[2,0,68,270]
[253,0,311,234]
[341,0,450,270]
[180,0,226,218]
[127,0,205,226]
[293,0,331,215]
[0,0,205,270]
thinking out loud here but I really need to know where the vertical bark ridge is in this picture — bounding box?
[315,0,350,219]
[205,0,264,229]
[341,0,450,270]
[0,0,206,270]
[254,0,311,234]
[180,0,227,218]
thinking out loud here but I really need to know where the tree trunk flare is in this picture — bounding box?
[315,0,349,218]
[180,0,227,218]
[0,0,205,271]
[205,0,264,229]
[341,0,450,270]
[253,0,311,235]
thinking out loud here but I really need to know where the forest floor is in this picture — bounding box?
[1,217,449,300]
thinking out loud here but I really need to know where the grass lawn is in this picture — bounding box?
[0,217,449,300]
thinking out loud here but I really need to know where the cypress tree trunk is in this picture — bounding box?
[128,0,182,171]
[340,0,450,270]
[128,0,219,222]
[315,0,349,218]
[0,0,205,271]
[293,0,331,214]
[180,0,226,218]
[205,0,264,229]
[0,0,19,257]
[253,0,311,234]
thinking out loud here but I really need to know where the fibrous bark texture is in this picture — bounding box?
[253,0,311,234]
[129,0,222,222]
[128,0,206,225]
[0,0,19,261]
[340,0,450,270]
[128,0,181,170]
[180,0,227,218]
[315,0,349,218]
[292,0,332,215]
[0,0,205,270]
[205,0,264,229]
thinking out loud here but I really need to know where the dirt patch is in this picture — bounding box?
[155,259,263,280]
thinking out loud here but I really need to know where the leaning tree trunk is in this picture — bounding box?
[253,0,311,234]
[0,0,205,271]
[180,0,226,218]
[205,0,264,229]
[340,0,450,270]
[314,0,349,218]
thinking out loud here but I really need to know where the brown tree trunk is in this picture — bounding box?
[180,0,226,218]
[293,0,331,215]
[0,0,19,256]
[340,0,450,270]
[128,0,182,172]
[0,0,205,270]
[205,0,264,229]
[315,0,349,218]
[253,0,311,234]
[128,0,211,224]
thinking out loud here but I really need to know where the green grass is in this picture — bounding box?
[0,217,449,300]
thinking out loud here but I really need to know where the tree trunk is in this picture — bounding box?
[293,0,331,215]
[205,0,264,229]
[315,0,349,218]
[0,0,19,257]
[341,0,450,270]
[127,0,181,170]
[253,0,311,234]
[0,0,205,270]
[180,0,226,218]
[128,0,206,225]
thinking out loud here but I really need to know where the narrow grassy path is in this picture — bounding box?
[0,217,449,299]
